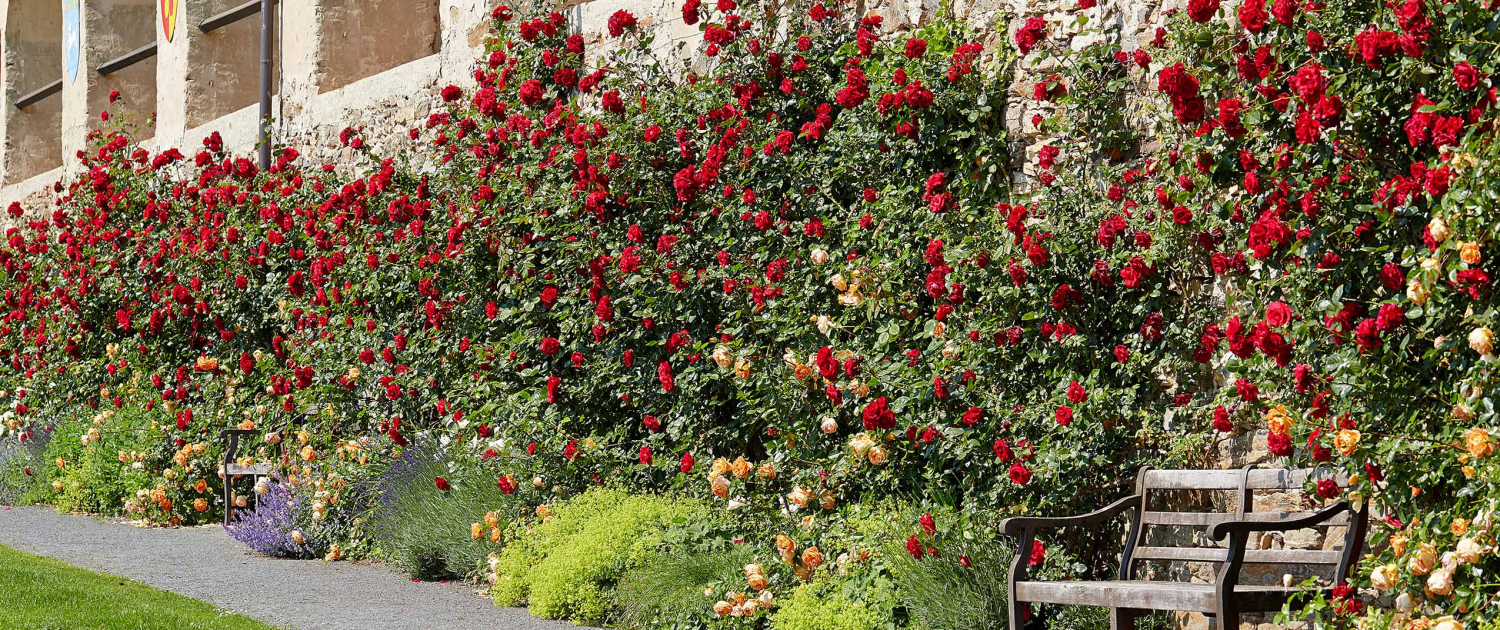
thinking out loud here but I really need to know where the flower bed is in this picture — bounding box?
[0,0,1497,628]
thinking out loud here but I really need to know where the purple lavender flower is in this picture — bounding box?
[224,476,322,558]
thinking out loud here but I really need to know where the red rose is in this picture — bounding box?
[680,452,695,473]
[961,406,983,427]
[862,396,896,430]
[994,438,1014,461]
[1009,462,1032,485]
[1212,406,1233,432]
[1453,61,1481,91]
[1054,406,1073,426]
[497,475,515,494]
[1066,381,1087,404]
[1316,478,1340,499]
[658,361,676,393]
[643,414,661,432]
[1186,0,1219,22]
[1267,431,1293,456]
[1237,0,1267,33]
[1264,301,1292,327]
[1014,17,1048,55]
[639,446,653,465]
[434,477,451,492]
[546,375,561,403]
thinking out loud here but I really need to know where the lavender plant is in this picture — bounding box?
[224,476,322,559]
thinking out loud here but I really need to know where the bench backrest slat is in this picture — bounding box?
[1141,510,1352,527]
[1121,466,1360,585]
[1132,545,1344,565]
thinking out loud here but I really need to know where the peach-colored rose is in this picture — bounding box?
[1265,405,1294,435]
[1465,427,1493,458]
[1456,537,1484,564]
[1426,566,1453,596]
[712,475,731,498]
[801,546,824,568]
[1408,543,1438,575]
[731,457,751,479]
[756,462,776,479]
[1469,327,1494,356]
[1370,563,1399,590]
[1460,241,1482,266]
[1428,216,1450,243]
[1407,278,1430,306]
[1335,429,1361,456]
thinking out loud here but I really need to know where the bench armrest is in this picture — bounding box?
[1208,502,1350,542]
[1000,494,1141,535]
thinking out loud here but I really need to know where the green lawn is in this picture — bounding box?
[0,543,283,630]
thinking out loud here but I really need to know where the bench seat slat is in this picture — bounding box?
[1132,546,1343,565]
[1142,511,1351,527]
[1015,580,1325,612]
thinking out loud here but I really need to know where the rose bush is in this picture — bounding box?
[1,0,1499,626]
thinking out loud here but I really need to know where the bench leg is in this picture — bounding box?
[1111,608,1138,630]
[1215,604,1240,630]
[1009,599,1026,630]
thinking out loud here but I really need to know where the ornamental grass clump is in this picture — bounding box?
[368,439,514,580]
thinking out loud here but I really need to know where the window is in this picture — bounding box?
[4,0,64,184]
[316,0,439,93]
[88,0,157,139]
[185,0,278,128]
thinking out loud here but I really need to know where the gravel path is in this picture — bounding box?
[0,506,583,630]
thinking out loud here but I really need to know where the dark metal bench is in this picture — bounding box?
[220,429,273,526]
[1000,466,1368,630]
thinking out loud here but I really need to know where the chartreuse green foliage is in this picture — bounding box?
[770,578,892,630]
[0,543,281,630]
[490,487,717,624]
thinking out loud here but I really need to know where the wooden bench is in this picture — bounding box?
[1000,467,1368,630]
[220,429,273,526]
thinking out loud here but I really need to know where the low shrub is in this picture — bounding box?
[769,578,893,630]
[490,487,716,625]
[368,440,516,580]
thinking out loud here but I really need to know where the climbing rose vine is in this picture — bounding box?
[0,0,1498,626]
